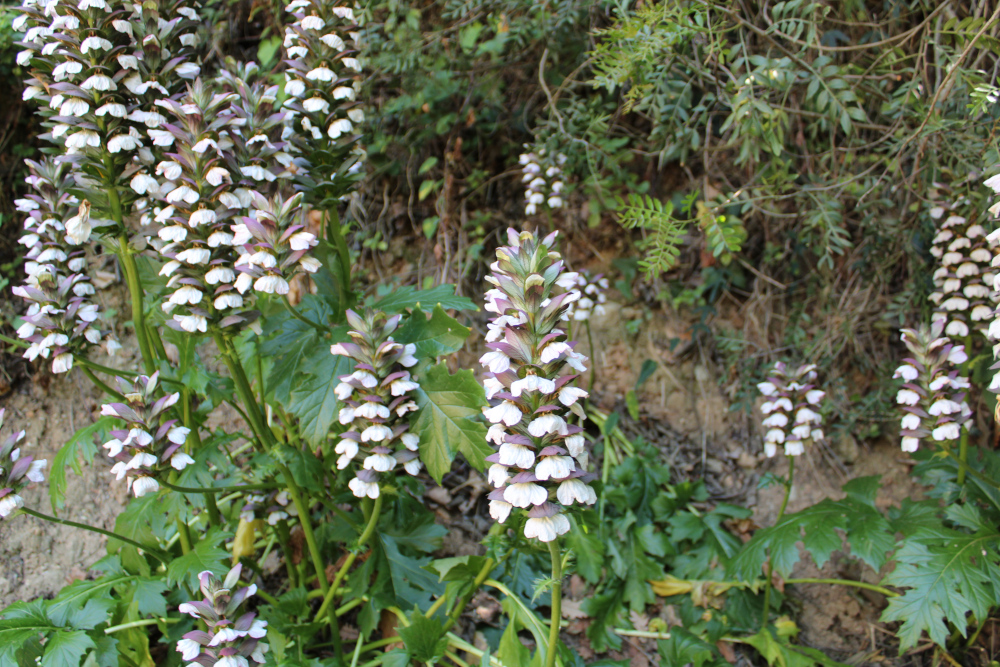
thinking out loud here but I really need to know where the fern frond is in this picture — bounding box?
[615,194,688,277]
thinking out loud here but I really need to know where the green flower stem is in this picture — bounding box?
[21,507,169,564]
[115,234,156,375]
[957,428,969,485]
[76,357,138,378]
[314,493,384,623]
[439,556,495,633]
[941,449,1000,493]
[545,538,563,667]
[614,629,671,639]
[336,597,365,617]
[446,632,504,667]
[585,319,596,394]
[784,578,897,597]
[160,480,278,494]
[80,365,124,400]
[444,652,470,667]
[761,455,795,630]
[358,636,402,654]
[214,331,334,649]
[274,521,299,589]
[175,519,192,554]
[282,297,327,332]
[0,333,28,348]
[104,617,177,635]
[324,208,352,310]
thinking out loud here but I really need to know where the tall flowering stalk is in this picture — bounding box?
[13,159,108,372]
[518,147,566,216]
[331,308,421,500]
[927,202,993,339]
[282,0,364,204]
[0,409,46,519]
[479,228,594,667]
[755,361,826,628]
[894,320,971,455]
[176,564,269,667]
[561,269,610,392]
[99,371,194,497]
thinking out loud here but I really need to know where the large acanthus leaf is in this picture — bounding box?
[394,305,470,361]
[411,363,491,482]
[371,284,478,314]
[108,494,169,576]
[260,297,337,405]
[740,627,851,667]
[286,327,353,447]
[729,476,893,582]
[378,534,445,609]
[881,504,1000,651]
[397,609,448,663]
[49,417,113,512]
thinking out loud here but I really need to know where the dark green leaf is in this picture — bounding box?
[49,417,113,511]
[287,337,354,447]
[40,630,95,667]
[379,534,445,608]
[411,364,490,483]
[132,579,168,618]
[372,285,477,314]
[397,609,447,663]
[166,529,232,589]
[580,588,624,652]
[657,627,716,667]
[394,306,470,360]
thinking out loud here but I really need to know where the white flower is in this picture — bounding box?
[189,208,217,226]
[757,382,777,396]
[167,426,191,444]
[794,407,820,425]
[205,167,231,186]
[503,482,546,508]
[66,131,101,149]
[523,514,570,542]
[65,214,91,245]
[498,442,535,469]
[254,274,290,294]
[80,35,113,52]
[948,347,968,365]
[355,402,390,419]
[335,439,359,468]
[361,424,393,442]
[489,499,512,523]
[131,477,160,497]
[557,479,596,505]
[390,375,419,396]
[349,477,380,499]
[307,66,335,81]
[900,413,921,430]
[479,350,511,373]
[176,63,200,79]
[177,248,211,265]
[176,638,202,661]
[171,452,196,470]
[901,436,919,453]
[175,314,208,333]
[401,433,419,451]
[364,452,396,472]
[0,494,24,517]
[52,353,73,373]
[932,422,961,441]
[764,428,785,444]
[527,414,567,437]
[483,400,522,426]
[985,174,1000,193]
[25,460,47,483]
[511,374,556,396]
[486,423,506,444]
[784,441,804,456]
[893,365,918,381]
[762,413,788,428]
[928,399,960,416]
[342,57,361,71]
[351,370,378,388]
[535,455,574,480]
[332,85,355,100]
[488,464,509,487]
[327,118,353,139]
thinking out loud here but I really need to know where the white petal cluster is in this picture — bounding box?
[13,160,108,373]
[757,362,825,458]
[0,408,44,520]
[331,309,422,499]
[100,372,193,497]
[895,320,971,453]
[175,564,270,667]
[926,197,995,339]
[480,229,596,542]
[518,147,567,216]
[560,271,610,322]
[282,0,366,185]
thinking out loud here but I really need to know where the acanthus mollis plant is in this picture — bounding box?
[0,409,46,519]
[330,308,421,499]
[757,362,825,458]
[100,371,194,497]
[927,200,994,339]
[518,146,566,216]
[479,229,595,543]
[13,159,111,372]
[282,0,364,205]
[894,320,971,453]
[176,564,269,667]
